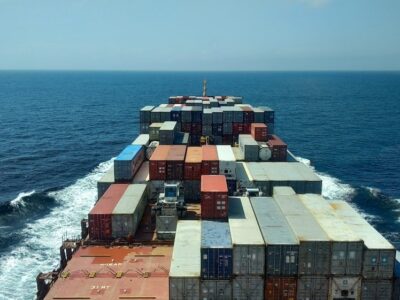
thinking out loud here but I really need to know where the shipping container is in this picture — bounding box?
[216,145,237,180]
[190,123,202,135]
[221,106,235,123]
[181,106,192,122]
[149,122,163,141]
[213,135,222,145]
[184,180,201,202]
[202,145,219,175]
[89,184,129,240]
[265,277,297,300]
[190,134,201,146]
[97,165,114,199]
[237,162,322,196]
[233,106,244,123]
[212,107,223,124]
[297,276,329,300]
[140,105,154,123]
[212,123,223,136]
[329,277,362,300]
[241,106,254,123]
[192,106,202,123]
[149,145,170,180]
[159,121,177,145]
[251,123,268,142]
[251,197,299,276]
[223,122,233,135]
[267,135,287,161]
[227,179,237,196]
[181,122,191,133]
[132,133,150,147]
[232,275,264,300]
[156,215,177,240]
[253,107,265,123]
[114,144,144,181]
[259,106,275,123]
[239,134,259,161]
[201,221,233,280]
[170,106,182,122]
[331,200,396,279]
[203,108,213,125]
[233,123,245,136]
[200,280,232,300]
[132,161,149,184]
[174,132,190,145]
[201,175,229,219]
[361,279,393,300]
[273,193,331,275]
[159,106,172,122]
[202,124,213,136]
[300,194,363,275]
[166,145,186,180]
[140,122,150,134]
[228,197,265,275]
[111,184,147,238]
[185,147,202,180]
[150,106,163,123]
[170,221,201,300]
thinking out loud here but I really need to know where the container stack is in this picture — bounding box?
[273,190,331,300]
[267,134,288,161]
[184,147,202,202]
[229,197,265,300]
[200,221,233,300]
[169,220,201,300]
[250,123,268,142]
[251,193,299,300]
[114,145,144,182]
[139,105,154,134]
[200,175,228,219]
[97,166,114,199]
[149,145,187,181]
[238,134,259,161]
[331,200,396,300]
[159,121,177,145]
[216,145,237,195]
[236,162,322,196]
[201,145,219,175]
[299,193,364,299]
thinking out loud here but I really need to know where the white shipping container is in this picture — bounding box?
[111,184,147,238]
[97,165,114,199]
[331,200,396,279]
[228,197,265,275]
[169,221,201,300]
[330,277,362,300]
[300,194,364,275]
[132,161,149,184]
[132,134,150,147]
[217,145,237,180]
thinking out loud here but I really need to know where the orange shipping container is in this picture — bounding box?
[201,175,228,219]
[201,145,219,175]
[185,147,202,180]
[149,145,170,180]
[166,145,186,180]
[251,123,268,142]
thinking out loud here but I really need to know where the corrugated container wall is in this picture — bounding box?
[201,221,233,280]
[111,184,147,238]
[251,197,299,276]
[330,200,396,279]
[233,276,264,300]
[149,145,169,180]
[201,145,219,175]
[201,175,228,219]
[88,184,129,240]
[361,280,393,300]
[239,134,259,162]
[165,145,186,180]
[329,277,362,300]
[265,277,297,300]
[228,196,265,275]
[114,145,144,181]
[297,276,329,300]
[169,221,201,300]
[184,147,202,180]
[200,280,232,300]
[267,135,287,161]
[299,194,363,275]
[273,193,331,275]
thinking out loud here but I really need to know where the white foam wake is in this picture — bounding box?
[10,190,36,207]
[0,159,114,300]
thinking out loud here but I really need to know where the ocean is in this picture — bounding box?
[0,71,399,299]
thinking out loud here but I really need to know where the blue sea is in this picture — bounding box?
[0,71,399,299]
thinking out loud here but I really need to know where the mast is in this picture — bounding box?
[202,80,207,97]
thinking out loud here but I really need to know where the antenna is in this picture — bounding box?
[202,80,207,97]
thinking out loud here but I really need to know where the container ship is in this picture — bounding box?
[37,83,400,300]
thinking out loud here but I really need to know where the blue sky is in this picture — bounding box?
[0,0,399,71]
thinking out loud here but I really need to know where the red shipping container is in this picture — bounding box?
[191,123,202,135]
[267,134,288,162]
[201,175,228,219]
[201,145,219,175]
[265,277,297,300]
[149,145,170,180]
[241,106,254,123]
[242,123,251,134]
[166,145,187,180]
[232,123,245,136]
[184,147,202,180]
[88,184,129,240]
[251,123,268,141]
[181,122,191,133]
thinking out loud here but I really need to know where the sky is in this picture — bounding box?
[0,0,399,71]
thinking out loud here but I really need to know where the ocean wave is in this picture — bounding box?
[0,158,113,300]
[9,190,36,207]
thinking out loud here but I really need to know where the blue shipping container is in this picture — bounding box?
[226,180,237,196]
[192,107,203,123]
[201,221,233,280]
[170,107,181,122]
[114,145,144,181]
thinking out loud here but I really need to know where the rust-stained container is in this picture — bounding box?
[149,145,170,180]
[201,145,219,175]
[265,277,297,300]
[166,145,186,180]
[88,184,129,240]
[44,245,171,300]
[267,134,287,161]
[185,147,202,180]
[201,175,228,219]
[251,123,268,142]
